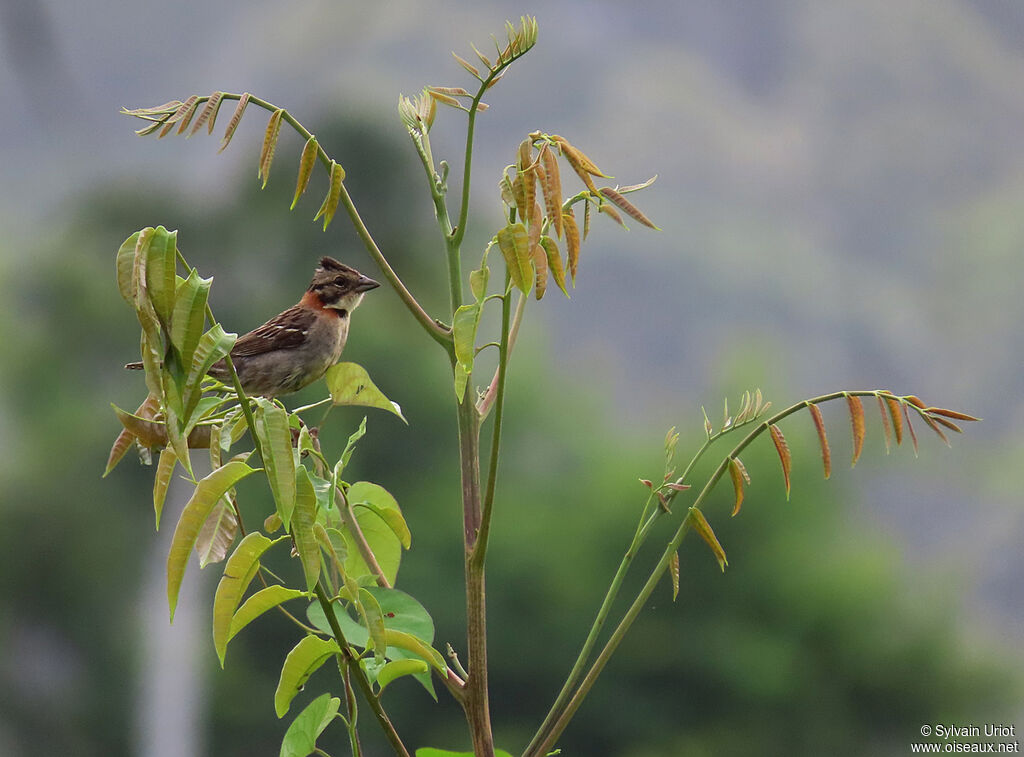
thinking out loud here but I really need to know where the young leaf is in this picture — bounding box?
[213,533,277,664]
[115,230,142,306]
[877,395,893,453]
[847,395,865,467]
[496,223,532,294]
[358,588,388,661]
[808,403,831,479]
[532,243,548,300]
[769,424,792,499]
[254,398,297,529]
[219,92,250,152]
[259,108,285,188]
[925,407,980,422]
[280,692,340,757]
[539,145,563,238]
[929,415,964,434]
[325,362,406,422]
[451,51,481,79]
[105,426,136,478]
[377,658,430,693]
[188,91,224,137]
[335,415,367,480]
[274,635,341,718]
[599,187,659,229]
[727,457,745,517]
[670,551,680,601]
[144,226,178,327]
[382,630,446,671]
[921,413,951,446]
[540,236,568,297]
[293,468,321,592]
[153,447,177,529]
[598,202,626,228]
[170,269,212,368]
[562,211,580,283]
[518,138,537,219]
[172,95,200,135]
[883,395,904,446]
[313,160,345,230]
[229,585,308,649]
[167,460,258,621]
[291,135,320,210]
[688,507,727,572]
[903,404,920,456]
[195,497,238,568]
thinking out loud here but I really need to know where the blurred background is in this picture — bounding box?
[1,1,1022,755]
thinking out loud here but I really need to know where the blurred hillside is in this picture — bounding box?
[1,2,1023,756]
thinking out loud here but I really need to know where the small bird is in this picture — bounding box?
[127,256,379,396]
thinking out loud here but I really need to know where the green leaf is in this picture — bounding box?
[313,160,345,230]
[358,588,388,661]
[145,226,178,327]
[335,416,367,481]
[377,659,429,693]
[342,482,405,583]
[688,506,727,572]
[259,108,284,188]
[307,586,437,698]
[170,269,212,367]
[195,496,238,568]
[152,447,177,530]
[168,461,258,622]
[291,135,320,210]
[293,467,321,592]
[230,585,309,648]
[325,362,406,423]
[384,629,446,671]
[280,692,340,757]
[116,230,143,305]
[351,498,411,550]
[496,222,532,293]
[453,363,470,404]
[540,236,569,297]
[275,635,340,718]
[212,531,278,665]
[254,398,297,530]
[183,324,236,419]
[469,261,489,302]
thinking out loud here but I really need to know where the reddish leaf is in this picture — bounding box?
[532,243,548,300]
[540,145,563,238]
[808,403,831,479]
[929,415,964,434]
[174,95,201,135]
[258,108,284,188]
[189,92,224,137]
[877,395,893,453]
[903,404,919,455]
[518,139,537,217]
[689,507,727,572]
[727,457,745,517]
[540,236,568,297]
[219,92,250,153]
[921,414,951,446]
[563,211,580,283]
[882,395,903,446]
[847,395,865,467]
[599,187,658,229]
[451,51,481,78]
[553,137,598,193]
[924,407,980,422]
[769,424,792,499]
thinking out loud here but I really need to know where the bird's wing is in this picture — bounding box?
[229,305,315,357]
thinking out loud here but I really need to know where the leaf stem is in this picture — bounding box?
[526,389,900,755]
[335,485,392,589]
[313,582,410,757]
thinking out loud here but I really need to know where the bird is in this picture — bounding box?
[126,256,379,396]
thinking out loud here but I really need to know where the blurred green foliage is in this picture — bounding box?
[0,115,1018,757]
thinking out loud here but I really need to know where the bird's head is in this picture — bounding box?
[306,256,380,315]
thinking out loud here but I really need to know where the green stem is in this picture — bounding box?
[313,583,410,757]
[473,272,512,567]
[527,390,892,755]
[478,291,526,418]
[335,485,391,589]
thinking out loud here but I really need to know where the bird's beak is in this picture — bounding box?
[355,275,380,293]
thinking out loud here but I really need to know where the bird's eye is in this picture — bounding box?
[334,275,346,285]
